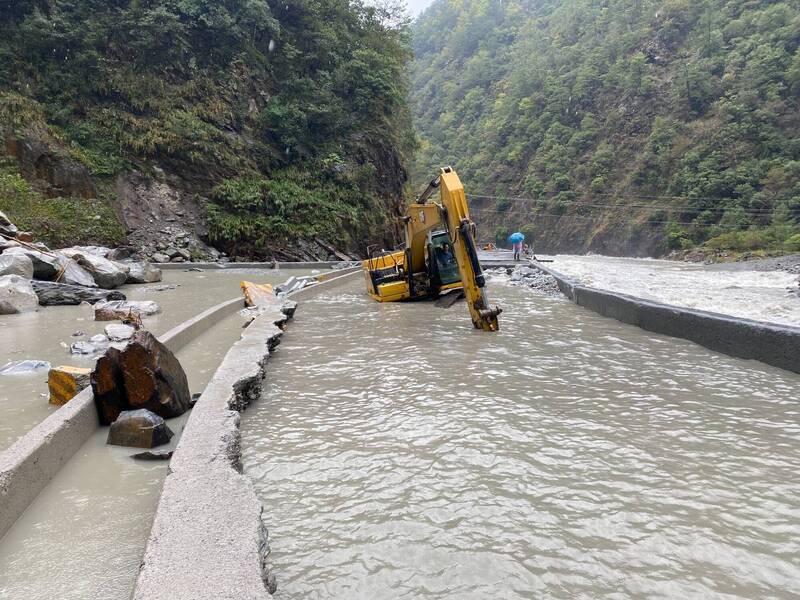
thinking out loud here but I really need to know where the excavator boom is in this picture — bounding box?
[362,167,501,331]
[436,169,501,331]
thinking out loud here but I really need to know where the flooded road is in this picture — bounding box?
[0,268,310,600]
[242,278,800,599]
[0,268,308,450]
[0,311,251,600]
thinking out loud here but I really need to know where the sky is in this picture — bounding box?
[406,0,436,16]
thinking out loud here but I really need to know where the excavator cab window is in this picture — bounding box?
[430,232,460,285]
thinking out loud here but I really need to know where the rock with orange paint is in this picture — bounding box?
[47,365,92,406]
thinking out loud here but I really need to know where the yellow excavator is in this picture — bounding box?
[362,167,502,331]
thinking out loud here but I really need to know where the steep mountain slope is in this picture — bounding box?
[412,0,800,256]
[0,0,414,260]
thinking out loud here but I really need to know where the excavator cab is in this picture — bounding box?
[428,231,461,290]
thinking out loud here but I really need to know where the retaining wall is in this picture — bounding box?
[132,269,360,600]
[533,262,800,374]
[0,296,245,539]
[157,261,359,270]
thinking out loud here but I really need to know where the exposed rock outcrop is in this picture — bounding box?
[115,172,216,262]
[0,274,39,314]
[4,134,97,199]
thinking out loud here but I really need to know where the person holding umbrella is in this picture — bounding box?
[508,232,525,261]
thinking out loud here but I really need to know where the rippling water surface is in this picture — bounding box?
[242,278,800,599]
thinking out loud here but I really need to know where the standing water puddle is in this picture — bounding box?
[242,278,800,598]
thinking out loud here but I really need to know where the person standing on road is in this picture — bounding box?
[513,239,523,261]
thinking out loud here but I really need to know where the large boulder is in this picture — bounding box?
[60,248,130,289]
[92,330,190,425]
[125,261,163,284]
[67,245,112,258]
[92,346,127,423]
[31,280,126,306]
[94,299,160,321]
[2,247,96,287]
[107,409,174,448]
[0,275,39,314]
[3,247,60,279]
[0,253,34,278]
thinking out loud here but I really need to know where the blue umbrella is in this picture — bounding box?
[508,232,525,244]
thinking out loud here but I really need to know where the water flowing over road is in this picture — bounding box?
[242,278,800,599]
[544,254,800,326]
[0,268,310,600]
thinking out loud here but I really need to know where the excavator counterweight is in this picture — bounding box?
[362,167,501,331]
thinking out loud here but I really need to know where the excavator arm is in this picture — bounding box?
[417,167,501,331]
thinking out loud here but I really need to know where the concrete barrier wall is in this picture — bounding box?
[533,263,800,374]
[158,261,359,270]
[0,296,246,539]
[133,269,360,600]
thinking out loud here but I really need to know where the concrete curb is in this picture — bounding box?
[0,296,246,539]
[532,262,800,374]
[132,268,360,599]
[132,307,288,600]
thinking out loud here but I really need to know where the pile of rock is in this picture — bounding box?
[507,265,563,297]
[138,225,224,264]
[0,210,163,314]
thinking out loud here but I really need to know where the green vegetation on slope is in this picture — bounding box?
[0,0,414,256]
[412,0,800,255]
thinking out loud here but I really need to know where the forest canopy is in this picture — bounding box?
[412,0,800,255]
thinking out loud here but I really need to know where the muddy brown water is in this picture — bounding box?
[0,268,311,600]
[0,268,310,451]
[241,277,800,599]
